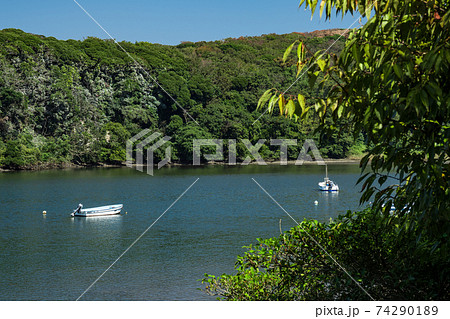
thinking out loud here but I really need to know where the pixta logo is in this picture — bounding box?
[127,130,325,176]
[193,138,325,166]
[126,129,172,176]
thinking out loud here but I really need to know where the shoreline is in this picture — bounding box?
[0,157,362,173]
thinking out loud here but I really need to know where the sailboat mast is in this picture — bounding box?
[325,164,328,179]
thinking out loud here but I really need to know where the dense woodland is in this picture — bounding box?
[0,28,364,169]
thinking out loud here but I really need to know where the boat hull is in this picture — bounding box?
[318,182,339,192]
[318,187,339,192]
[71,204,123,217]
[318,165,340,192]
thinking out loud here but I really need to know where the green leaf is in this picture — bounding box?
[286,99,296,118]
[382,0,391,13]
[337,104,344,118]
[326,0,332,18]
[298,94,306,113]
[297,41,304,62]
[278,94,286,114]
[419,90,429,111]
[352,44,360,64]
[374,106,382,122]
[283,41,296,63]
[314,101,321,112]
[317,59,326,72]
[393,63,403,79]
[330,100,338,112]
[319,0,326,19]
[294,100,302,118]
[297,62,305,77]
[301,106,310,119]
[308,71,319,88]
[311,0,319,16]
[257,89,273,110]
[267,95,277,114]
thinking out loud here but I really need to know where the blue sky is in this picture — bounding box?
[0,0,362,45]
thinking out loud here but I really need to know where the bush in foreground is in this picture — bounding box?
[203,209,449,300]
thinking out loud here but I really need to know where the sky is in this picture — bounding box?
[0,0,363,45]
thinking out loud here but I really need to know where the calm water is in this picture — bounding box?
[0,164,365,300]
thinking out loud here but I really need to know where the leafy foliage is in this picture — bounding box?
[258,0,450,242]
[209,0,450,301]
[0,28,359,169]
[203,209,449,300]
[100,122,130,163]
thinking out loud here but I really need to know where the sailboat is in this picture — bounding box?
[318,164,339,192]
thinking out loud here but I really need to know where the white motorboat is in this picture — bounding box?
[71,203,123,217]
[318,165,339,192]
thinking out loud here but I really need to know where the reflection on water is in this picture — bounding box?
[0,164,365,300]
[71,215,124,224]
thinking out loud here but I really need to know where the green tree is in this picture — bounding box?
[40,135,71,163]
[205,0,450,301]
[166,114,184,136]
[259,0,450,241]
[173,124,213,162]
[0,139,6,166]
[100,122,130,163]
[188,74,215,105]
[1,27,356,168]
[203,209,449,300]
[3,133,40,168]
[156,71,192,121]
[0,87,25,134]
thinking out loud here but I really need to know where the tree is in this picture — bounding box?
[259,0,450,242]
[100,122,130,163]
[2,133,40,168]
[1,27,357,169]
[0,87,25,135]
[173,124,213,162]
[204,0,450,301]
[203,209,449,300]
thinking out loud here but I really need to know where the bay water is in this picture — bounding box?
[0,164,365,300]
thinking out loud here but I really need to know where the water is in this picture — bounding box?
[0,164,365,300]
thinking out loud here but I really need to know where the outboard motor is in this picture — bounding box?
[71,203,83,217]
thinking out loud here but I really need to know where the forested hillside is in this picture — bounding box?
[0,28,364,169]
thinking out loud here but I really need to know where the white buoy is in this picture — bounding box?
[42,210,47,214]
[314,201,318,206]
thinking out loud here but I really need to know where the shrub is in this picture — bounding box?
[203,209,449,300]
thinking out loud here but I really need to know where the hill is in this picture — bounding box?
[0,28,363,169]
